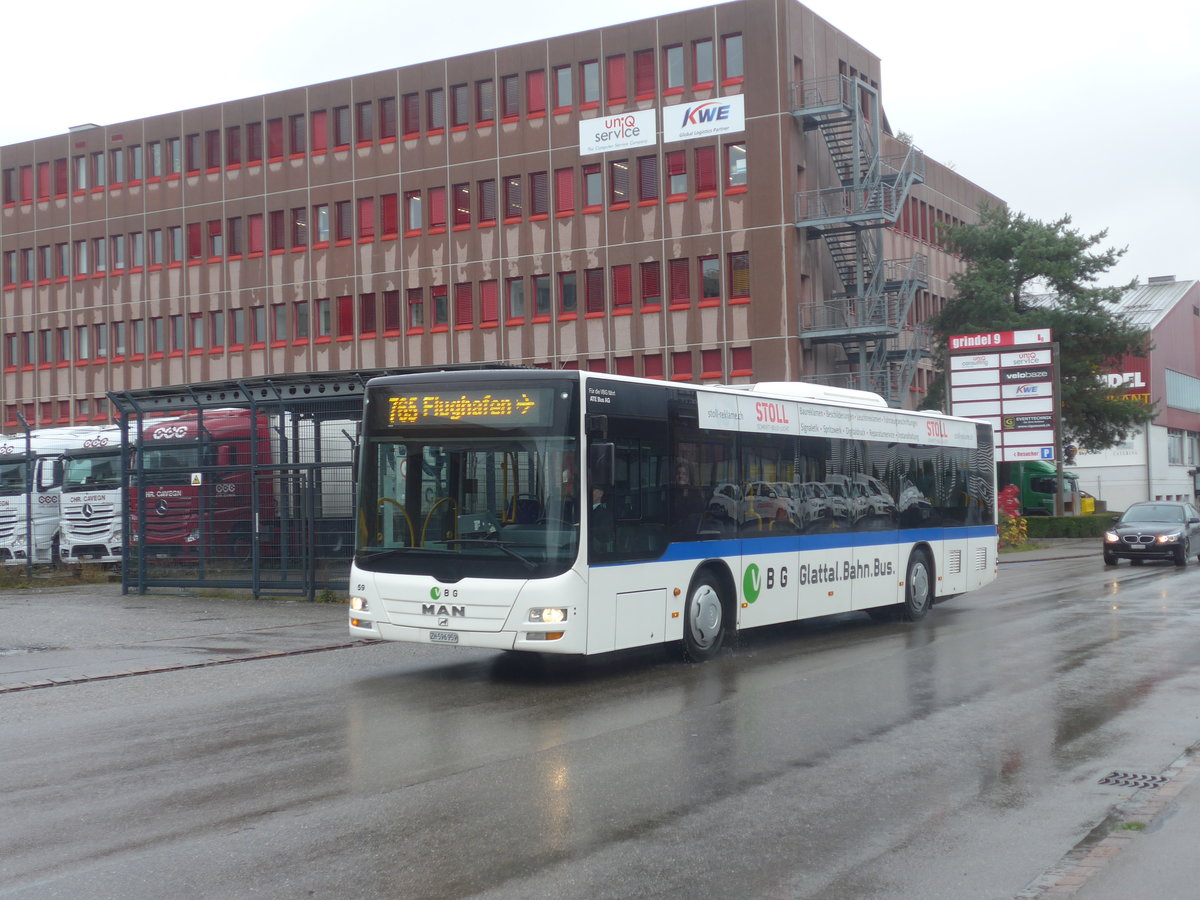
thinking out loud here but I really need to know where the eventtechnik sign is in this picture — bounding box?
[947,329,1060,463]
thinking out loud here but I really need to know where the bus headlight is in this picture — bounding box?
[350,596,369,611]
[529,607,567,624]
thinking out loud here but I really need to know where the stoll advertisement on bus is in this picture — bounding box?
[349,370,997,661]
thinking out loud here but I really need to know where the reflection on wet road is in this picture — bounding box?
[3,558,1200,898]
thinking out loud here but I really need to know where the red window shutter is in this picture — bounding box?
[666,151,686,177]
[380,194,398,235]
[480,280,499,323]
[634,50,655,96]
[402,94,420,135]
[383,290,401,332]
[53,159,68,196]
[701,348,722,377]
[695,147,716,193]
[337,295,354,337]
[187,223,202,260]
[455,282,473,325]
[358,197,374,240]
[615,357,635,376]
[36,163,49,200]
[267,119,283,158]
[527,70,546,115]
[731,346,752,375]
[248,214,264,254]
[672,350,693,378]
[359,293,377,334]
[379,97,397,139]
[643,354,663,379]
[669,259,690,303]
[641,261,661,303]
[555,168,574,213]
[20,167,33,203]
[612,265,632,307]
[311,110,328,153]
[606,55,627,103]
[585,268,604,313]
[429,187,446,227]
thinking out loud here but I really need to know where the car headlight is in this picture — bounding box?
[1104,531,1119,543]
[1157,531,1182,544]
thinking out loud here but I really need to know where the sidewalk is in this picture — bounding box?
[999,537,1101,565]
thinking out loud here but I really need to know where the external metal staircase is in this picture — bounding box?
[791,75,929,406]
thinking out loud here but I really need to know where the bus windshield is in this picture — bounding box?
[355,375,581,580]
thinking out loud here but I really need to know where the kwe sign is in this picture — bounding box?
[948,330,1059,462]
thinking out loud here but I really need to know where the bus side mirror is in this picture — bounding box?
[589,442,614,488]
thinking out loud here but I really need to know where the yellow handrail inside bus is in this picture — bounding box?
[421,496,458,545]
[376,497,415,546]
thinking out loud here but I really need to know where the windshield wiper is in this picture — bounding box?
[355,547,422,563]
[443,538,538,571]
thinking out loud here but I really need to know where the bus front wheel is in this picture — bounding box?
[682,572,727,662]
[900,550,933,622]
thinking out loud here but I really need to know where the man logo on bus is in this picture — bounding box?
[743,564,762,604]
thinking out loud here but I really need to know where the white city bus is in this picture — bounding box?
[349,370,997,660]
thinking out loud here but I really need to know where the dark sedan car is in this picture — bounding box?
[1103,501,1200,566]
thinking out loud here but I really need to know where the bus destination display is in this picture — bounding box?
[381,388,554,428]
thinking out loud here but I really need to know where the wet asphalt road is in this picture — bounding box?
[3,553,1200,899]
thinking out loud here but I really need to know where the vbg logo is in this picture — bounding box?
[743,563,788,605]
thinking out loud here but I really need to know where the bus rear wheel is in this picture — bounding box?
[900,550,933,622]
[682,572,727,662]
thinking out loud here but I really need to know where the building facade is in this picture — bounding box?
[1070,276,1200,510]
[0,0,1000,430]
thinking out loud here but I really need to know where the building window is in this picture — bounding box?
[726,142,747,189]
[190,313,205,350]
[335,200,353,242]
[402,93,420,136]
[694,39,714,86]
[641,261,661,308]
[228,308,245,346]
[294,301,311,341]
[453,183,471,227]
[186,224,202,261]
[585,268,604,314]
[407,288,424,330]
[606,55,627,104]
[612,265,632,310]
[427,88,445,131]
[554,168,574,215]
[530,171,549,217]
[329,106,348,146]
[451,84,470,128]
[292,207,309,249]
[478,179,497,224]
[506,277,525,320]
[383,290,401,333]
[480,280,499,325]
[168,226,183,263]
[432,285,449,327]
[248,214,264,254]
[225,127,240,166]
[669,258,690,306]
[429,186,447,229]
[729,251,750,301]
[701,349,722,379]
[267,119,283,159]
[609,159,630,206]
[204,129,221,169]
[170,314,185,353]
[454,282,473,328]
[501,75,520,118]
[405,190,422,232]
[634,49,655,97]
[359,293,377,335]
[72,155,87,191]
[580,60,600,106]
[553,65,572,110]
[699,256,720,303]
[379,96,397,140]
[358,197,375,240]
[695,146,717,194]
[476,79,496,123]
[672,350,693,380]
[559,272,577,315]
[356,101,374,142]
[527,70,546,116]
[311,204,328,244]
[1168,429,1184,465]
[246,123,263,164]
[583,164,602,209]
[722,33,744,82]
[638,155,659,202]
[111,234,126,270]
[313,298,331,339]
[207,220,223,258]
[288,114,306,155]
[91,151,106,187]
[533,274,551,317]
[504,175,522,219]
[312,109,329,153]
[666,151,687,197]
[730,346,752,376]
[381,194,398,236]
[110,148,126,185]
[663,45,684,93]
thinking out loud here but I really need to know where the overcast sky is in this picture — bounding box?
[4,0,1196,286]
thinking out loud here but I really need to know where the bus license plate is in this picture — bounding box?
[429,630,459,644]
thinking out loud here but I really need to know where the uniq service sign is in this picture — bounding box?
[578,109,657,155]
[662,93,745,143]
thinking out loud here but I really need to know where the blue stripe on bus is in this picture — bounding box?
[597,524,997,567]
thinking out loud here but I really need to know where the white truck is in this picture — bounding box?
[0,426,118,565]
[58,424,126,563]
